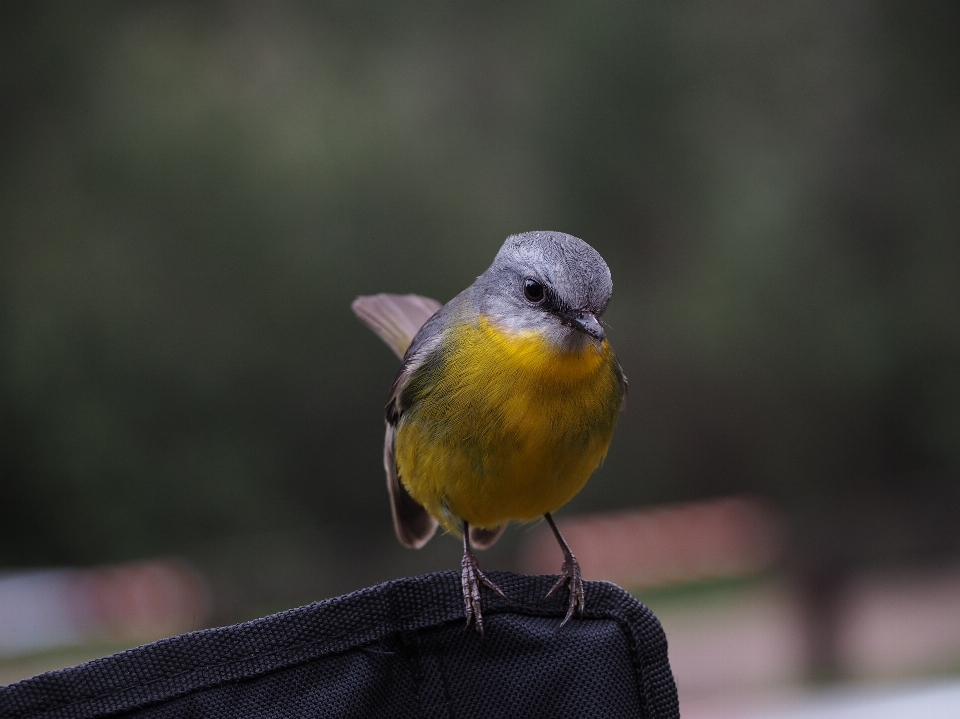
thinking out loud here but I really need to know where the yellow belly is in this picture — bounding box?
[395,316,621,531]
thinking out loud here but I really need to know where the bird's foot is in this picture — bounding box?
[545,553,585,629]
[461,550,506,635]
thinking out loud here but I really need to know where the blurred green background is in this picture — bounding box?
[1,0,958,637]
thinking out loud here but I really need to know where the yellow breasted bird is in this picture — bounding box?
[352,231,626,633]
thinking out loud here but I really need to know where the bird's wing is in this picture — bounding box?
[383,421,439,548]
[378,304,451,549]
[351,293,443,359]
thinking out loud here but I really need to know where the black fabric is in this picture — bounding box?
[0,571,678,719]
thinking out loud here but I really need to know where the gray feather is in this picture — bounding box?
[469,524,506,550]
[472,231,616,352]
[352,293,442,359]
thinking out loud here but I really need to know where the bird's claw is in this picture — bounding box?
[545,554,585,629]
[461,552,506,635]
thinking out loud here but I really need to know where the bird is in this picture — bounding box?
[352,231,626,633]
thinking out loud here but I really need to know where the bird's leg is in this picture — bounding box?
[544,513,585,628]
[461,520,506,635]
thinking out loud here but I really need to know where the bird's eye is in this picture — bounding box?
[523,278,545,303]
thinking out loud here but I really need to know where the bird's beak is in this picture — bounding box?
[569,311,605,341]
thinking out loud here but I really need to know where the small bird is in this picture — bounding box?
[352,231,626,633]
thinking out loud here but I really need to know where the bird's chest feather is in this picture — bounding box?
[396,317,621,525]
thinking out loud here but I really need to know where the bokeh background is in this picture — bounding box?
[2,1,959,712]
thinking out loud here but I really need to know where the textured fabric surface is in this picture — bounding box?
[0,571,678,719]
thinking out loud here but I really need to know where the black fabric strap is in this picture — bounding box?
[0,571,678,719]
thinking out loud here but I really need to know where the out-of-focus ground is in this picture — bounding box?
[684,681,960,719]
[5,499,960,717]
[2,2,959,715]
[531,500,960,714]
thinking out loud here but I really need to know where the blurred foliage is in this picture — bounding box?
[1,1,958,595]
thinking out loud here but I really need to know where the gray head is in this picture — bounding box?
[474,231,614,350]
